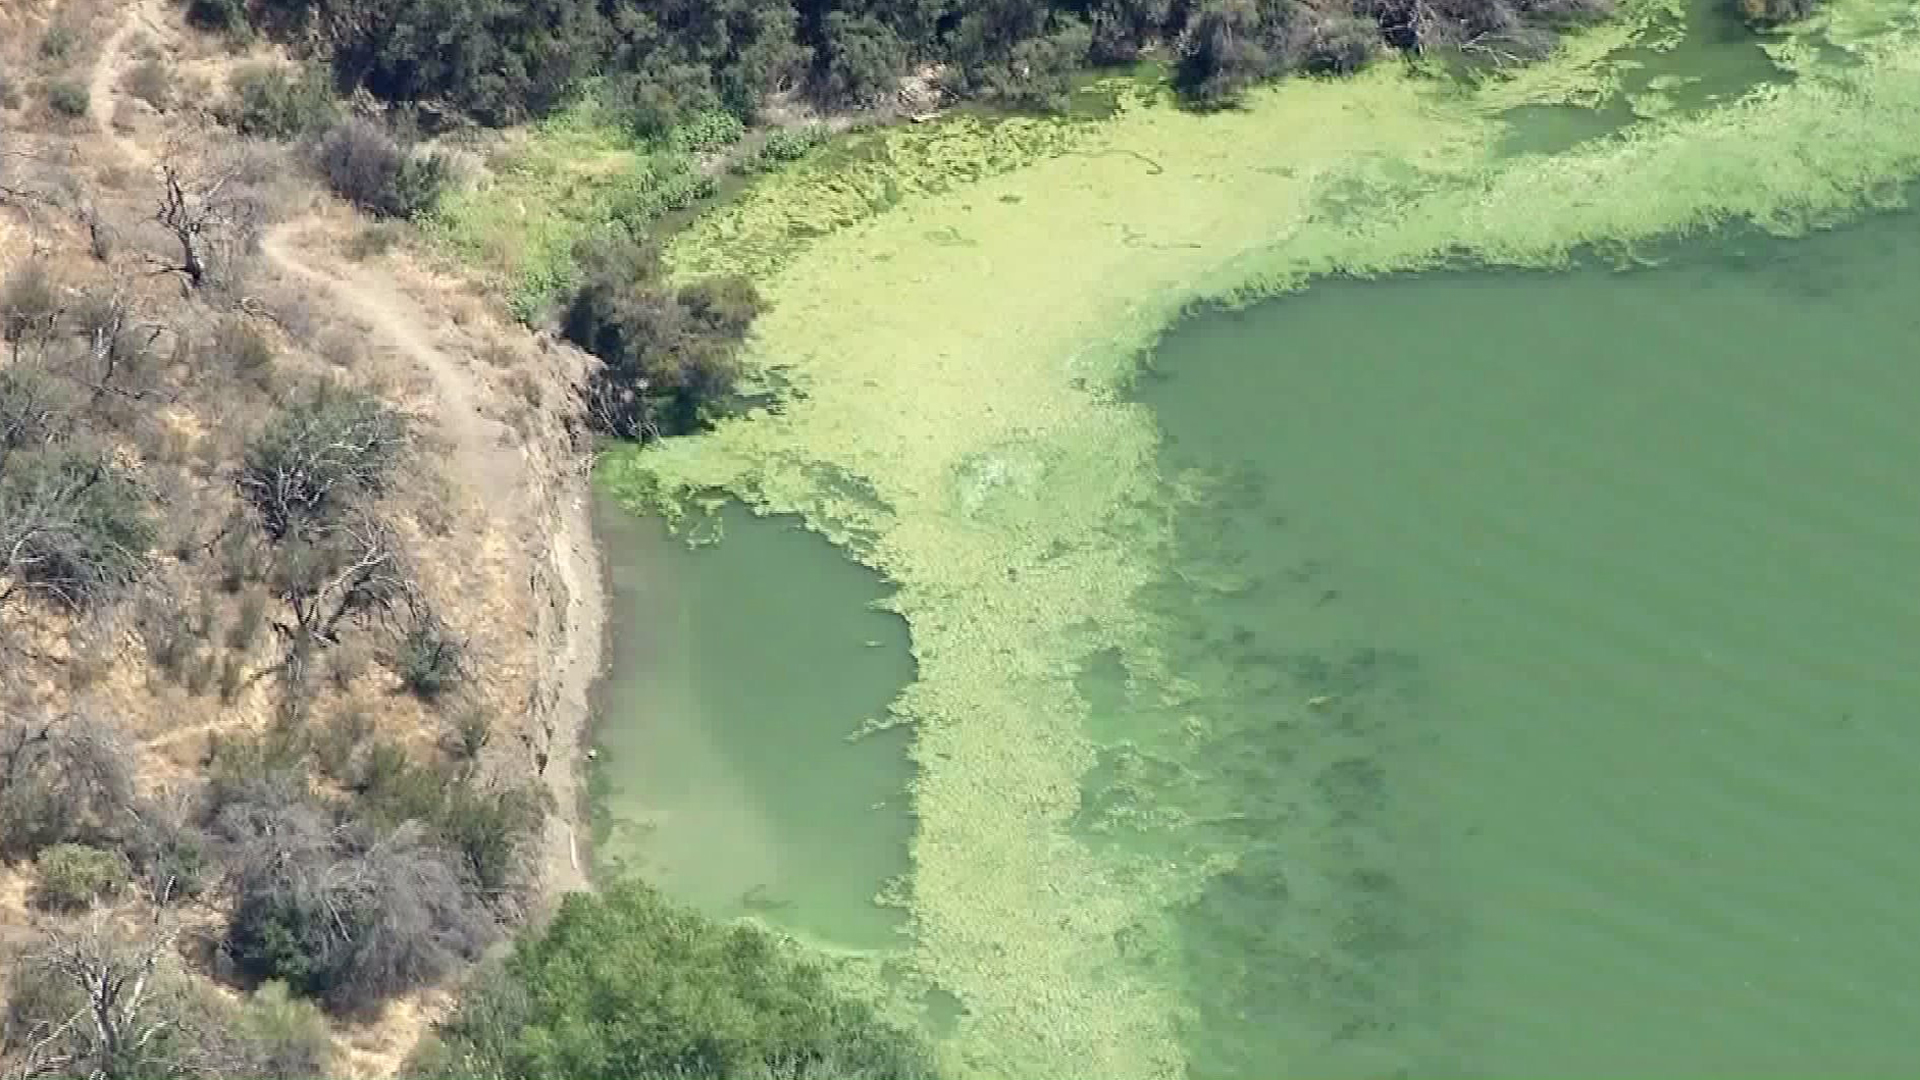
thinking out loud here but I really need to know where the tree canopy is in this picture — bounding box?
[423,880,940,1080]
[209,0,1618,123]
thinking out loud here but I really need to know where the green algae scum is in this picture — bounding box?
[591,0,1920,1074]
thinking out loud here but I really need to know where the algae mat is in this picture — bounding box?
[600,6,1920,1075]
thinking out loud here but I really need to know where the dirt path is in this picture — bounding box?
[91,0,602,902]
[257,229,598,902]
[89,0,162,169]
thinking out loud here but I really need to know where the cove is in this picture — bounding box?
[606,3,1920,1071]
[1114,204,1920,1076]
[589,499,917,952]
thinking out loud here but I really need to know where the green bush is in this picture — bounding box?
[436,782,544,894]
[222,64,338,140]
[430,880,939,1080]
[353,741,446,825]
[751,125,830,172]
[214,316,278,386]
[668,109,745,153]
[239,381,408,538]
[40,23,78,61]
[313,117,448,218]
[236,981,336,1077]
[0,261,58,344]
[394,622,464,699]
[0,448,154,608]
[45,79,90,118]
[564,236,760,440]
[127,808,212,901]
[1738,0,1820,21]
[823,12,908,104]
[0,365,78,460]
[125,54,175,111]
[186,0,249,32]
[31,843,128,910]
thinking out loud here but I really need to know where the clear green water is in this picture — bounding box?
[590,501,916,951]
[1102,207,1920,1077]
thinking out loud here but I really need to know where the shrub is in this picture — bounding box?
[1303,15,1377,74]
[346,224,399,259]
[240,381,408,538]
[1,261,60,344]
[222,63,338,139]
[45,79,90,118]
[229,591,268,649]
[235,981,335,1077]
[669,109,746,153]
[430,881,939,1080]
[39,23,79,61]
[124,801,212,901]
[1738,0,1819,21]
[125,54,175,110]
[0,365,77,462]
[436,782,544,894]
[0,712,136,858]
[0,448,154,609]
[213,316,277,387]
[313,117,448,218]
[564,237,761,440]
[392,621,463,699]
[353,741,445,825]
[444,704,491,761]
[1174,0,1299,106]
[3,925,228,1080]
[823,12,908,104]
[186,0,249,32]
[31,843,129,910]
[757,125,829,168]
[219,800,497,1009]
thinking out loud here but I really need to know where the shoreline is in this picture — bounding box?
[609,12,1920,1074]
[526,401,606,899]
[528,438,609,907]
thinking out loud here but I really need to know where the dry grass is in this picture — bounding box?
[3,2,605,1073]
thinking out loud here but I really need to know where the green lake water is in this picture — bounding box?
[591,501,916,952]
[597,203,1920,1075]
[590,21,1920,1071]
[1112,207,1920,1077]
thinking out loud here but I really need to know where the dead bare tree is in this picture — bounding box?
[69,279,167,402]
[214,800,496,1010]
[257,511,417,688]
[0,889,266,1080]
[149,149,264,292]
[4,908,177,1080]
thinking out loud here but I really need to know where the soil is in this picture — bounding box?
[73,2,611,1071]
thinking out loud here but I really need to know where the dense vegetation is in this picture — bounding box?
[200,0,1618,122]
[416,880,940,1080]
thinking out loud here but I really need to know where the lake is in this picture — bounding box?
[1117,208,1920,1076]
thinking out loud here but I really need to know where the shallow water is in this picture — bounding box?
[1110,207,1920,1076]
[590,501,916,951]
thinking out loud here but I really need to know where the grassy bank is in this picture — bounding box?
[423,93,842,322]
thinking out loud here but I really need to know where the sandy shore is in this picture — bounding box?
[532,462,606,902]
